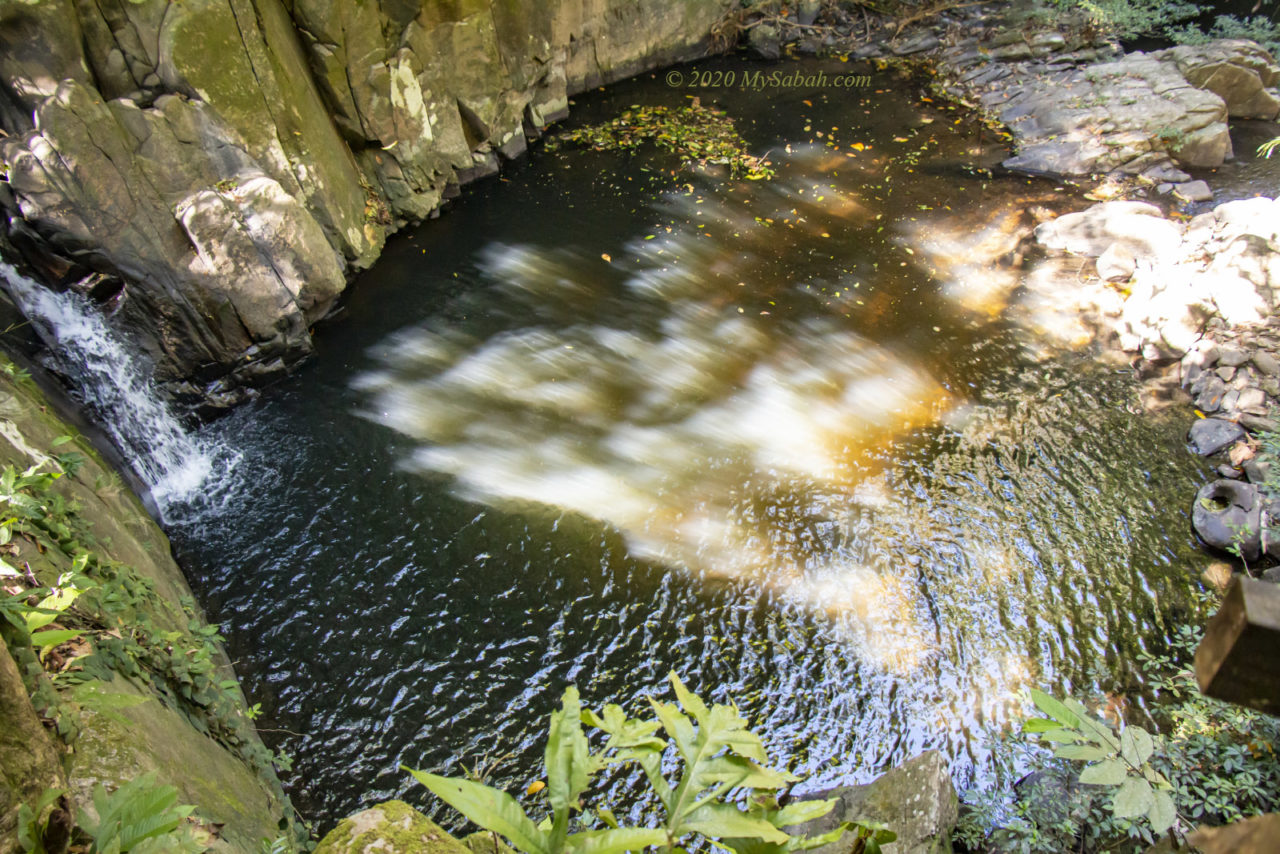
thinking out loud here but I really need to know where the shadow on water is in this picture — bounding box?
[167,57,1212,830]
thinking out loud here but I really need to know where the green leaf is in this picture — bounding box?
[1054,744,1107,762]
[1063,698,1121,750]
[546,687,593,850]
[1148,790,1176,835]
[649,699,696,759]
[696,755,795,791]
[1112,777,1155,819]
[564,828,668,854]
[683,802,790,843]
[1021,718,1059,733]
[1028,689,1081,729]
[786,821,854,852]
[403,767,547,854]
[1121,727,1155,768]
[30,628,83,648]
[1039,730,1081,744]
[670,672,711,723]
[1078,760,1128,786]
[771,798,836,827]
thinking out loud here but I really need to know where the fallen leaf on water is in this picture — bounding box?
[527,780,546,796]
[601,253,612,262]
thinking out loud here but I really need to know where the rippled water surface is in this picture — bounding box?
[168,57,1211,829]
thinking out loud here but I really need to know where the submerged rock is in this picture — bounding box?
[790,751,957,854]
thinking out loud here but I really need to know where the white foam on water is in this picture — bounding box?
[0,262,237,518]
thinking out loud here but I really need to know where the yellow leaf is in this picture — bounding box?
[601,253,612,262]
[526,780,546,796]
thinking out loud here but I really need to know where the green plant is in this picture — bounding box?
[1167,14,1280,57]
[406,674,895,854]
[1048,0,1199,39]
[1140,625,1280,824]
[16,788,66,854]
[1260,137,1280,159]
[1025,690,1180,840]
[76,772,204,853]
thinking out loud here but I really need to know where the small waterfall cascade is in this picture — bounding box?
[0,262,233,516]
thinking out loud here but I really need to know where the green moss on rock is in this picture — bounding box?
[315,800,472,854]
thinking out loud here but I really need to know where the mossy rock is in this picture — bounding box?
[315,801,471,854]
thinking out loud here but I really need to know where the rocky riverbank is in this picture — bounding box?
[1025,196,1280,566]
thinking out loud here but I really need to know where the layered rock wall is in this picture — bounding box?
[0,0,732,409]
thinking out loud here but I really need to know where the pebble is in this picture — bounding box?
[1238,387,1268,413]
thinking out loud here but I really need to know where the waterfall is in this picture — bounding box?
[0,262,234,516]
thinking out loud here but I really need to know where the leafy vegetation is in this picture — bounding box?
[1024,690,1178,840]
[556,104,775,180]
[0,431,306,850]
[75,773,204,854]
[955,619,1280,853]
[406,673,896,854]
[1046,0,1280,53]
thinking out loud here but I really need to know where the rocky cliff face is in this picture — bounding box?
[0,0,732,411]
[0,364,290,852]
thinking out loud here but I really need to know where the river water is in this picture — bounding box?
[166,57,1211,829]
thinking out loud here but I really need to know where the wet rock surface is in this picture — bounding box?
[936,33,1279,181]
[792,751,958,854]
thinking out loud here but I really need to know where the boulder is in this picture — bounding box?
[315,801,471,854]
[1190,479,1280,561]
[1035,202,1184,259]
[1189,418,1245,455]
[1158,40,1280,120]
[790,751,957,854]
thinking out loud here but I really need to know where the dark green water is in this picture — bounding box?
[168,57,1211,830]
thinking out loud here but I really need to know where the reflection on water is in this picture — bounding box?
[354,158,953,671]
[169,58,1211,830]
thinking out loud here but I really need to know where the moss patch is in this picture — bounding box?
[314,800,472,854]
